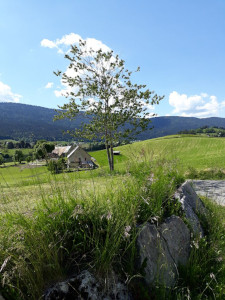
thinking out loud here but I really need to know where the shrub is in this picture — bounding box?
[0,154,4,165]
[26,156,32,163]
[13,150,24,164]
[47,158,66,174]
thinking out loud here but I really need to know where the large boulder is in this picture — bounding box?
[159,215,190,266]
[44,270,131,300]
[136,215,190,287]
[174,181,207,236]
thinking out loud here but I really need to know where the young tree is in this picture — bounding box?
[54,40,163,171]
[7,141,14,149]
[13,150,24,164]
[0,154,4,165]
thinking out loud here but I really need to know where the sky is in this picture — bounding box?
[0,0,225,118]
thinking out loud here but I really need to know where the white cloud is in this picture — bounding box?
[41,39,57,49]
[85,37,111,53]
[45,82,53,89]
[40,33,110,54]
[169,91,220,118]
[54,89,64,98]
[140,100,155,112]
[56,33,81,46]
[0,81,22,103]
[201,93,208,98]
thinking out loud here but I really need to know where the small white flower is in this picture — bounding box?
[210,273,216,280]
[124,232,130,238]
[106,212,112,220]
[125,225,131,233]
[124,225,131,238]
[192,240,199,249]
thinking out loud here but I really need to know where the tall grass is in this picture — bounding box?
[0,146,224,299]
[0,153,184,299]
[174,198,225,300]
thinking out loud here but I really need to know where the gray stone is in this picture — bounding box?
[159,215,190,266]
[174,181,206,236]
[177,181,207,215]
[76,270,99,300]
[182,197,204,236]
[136,215,190,287]
[44,270,131,300]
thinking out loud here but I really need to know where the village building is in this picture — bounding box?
[50,145,95,169]
[67,146,93,168]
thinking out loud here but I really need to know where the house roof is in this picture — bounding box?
[52,146,72,156]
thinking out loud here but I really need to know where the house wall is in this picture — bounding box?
[67,148,92,168]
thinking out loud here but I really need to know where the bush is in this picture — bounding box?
[13,150,24,164]
[26,156,32,163]
[0,154,4,165]
[47,158,66,174]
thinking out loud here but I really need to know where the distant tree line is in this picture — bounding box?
[5,140,32,149]
[178,126,225,136]
[0,140,55,165]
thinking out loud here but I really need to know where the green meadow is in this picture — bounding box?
[0,135,225,299]
[90,135,225,171]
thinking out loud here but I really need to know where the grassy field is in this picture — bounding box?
[0,135,225,299]
[1,134,225,213]
[90,135,225,171]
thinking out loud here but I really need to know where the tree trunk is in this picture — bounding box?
[110,141,114,171]
[105,141,113,171]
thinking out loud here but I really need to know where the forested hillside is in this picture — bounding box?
[1,102,225,141]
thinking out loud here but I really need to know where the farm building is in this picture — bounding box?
[67,146,94,168]
[50,145,94,168]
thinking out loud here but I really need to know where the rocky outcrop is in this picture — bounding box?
[136,215,190,287]
[174,181,207,236]
[136,181,207,288]
[44,270,131,300]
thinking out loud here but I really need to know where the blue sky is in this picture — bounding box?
[0,0,225,118]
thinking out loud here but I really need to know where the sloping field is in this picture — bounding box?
[90,135,225,171]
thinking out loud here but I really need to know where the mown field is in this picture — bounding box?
[0,135,225,299]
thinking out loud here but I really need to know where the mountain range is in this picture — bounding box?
[1,102,225,141]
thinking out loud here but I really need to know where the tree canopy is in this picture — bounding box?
[33,141,55,160]
[54,40,163,170]
[13,150,24,164]
[0,154,4,165]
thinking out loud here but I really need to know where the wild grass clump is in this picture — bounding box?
[0,156,184,299]
[186,166,225,180]
[173,198,225,300]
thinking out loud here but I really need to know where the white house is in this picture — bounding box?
[67,146,94,168]
[50,145,94,168]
